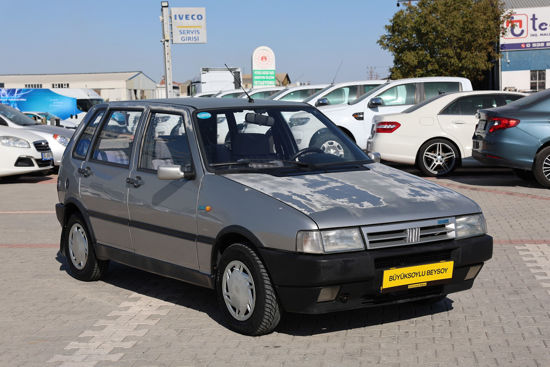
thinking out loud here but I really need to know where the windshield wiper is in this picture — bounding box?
[308,159,372,169]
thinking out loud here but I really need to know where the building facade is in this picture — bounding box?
[0,71,157,102]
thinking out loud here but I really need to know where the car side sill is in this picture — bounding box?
[95,243,214,289]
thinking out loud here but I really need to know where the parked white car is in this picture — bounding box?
[0,125,53,178]
[244,87,286,99]
[311,77,474,152]
[270,84,329,102]
[215,90,246,98]
[304,80,385,107]
[371,91,525,176]
[0,104,74,166]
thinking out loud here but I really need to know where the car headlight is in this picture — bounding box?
[0,136,30,148]
[53,134,69,146]
[455,214,487,239]
[297,228,364,254]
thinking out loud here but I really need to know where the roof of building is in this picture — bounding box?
[504,0,550,8]
[0,71,156,83]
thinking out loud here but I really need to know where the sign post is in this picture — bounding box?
[160,2,173,98]
[252,46,276,87]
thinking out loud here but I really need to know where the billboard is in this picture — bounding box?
[171,8,207,44]
[252,46,276,87]
[0,89,79,120]
[501,7,550,50]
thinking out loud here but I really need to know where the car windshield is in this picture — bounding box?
[0,104,40,125]
[193,106,371,173]
[77,98,104,112]
[303,85,334,103]
[268,89,289,99]
[348,83,389,105]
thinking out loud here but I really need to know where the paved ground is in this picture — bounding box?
[1,168,549,367]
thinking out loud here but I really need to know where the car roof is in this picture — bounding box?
[100,97,310,110]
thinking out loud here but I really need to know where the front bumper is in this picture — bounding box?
[258,235,492,314]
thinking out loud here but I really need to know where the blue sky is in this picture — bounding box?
[1,0,399,84]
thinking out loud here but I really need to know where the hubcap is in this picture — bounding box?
[422,142,456,175]
[320,140,345,157]
[68,223,88,270]
[222,260,255,321]
[543,155,550,180]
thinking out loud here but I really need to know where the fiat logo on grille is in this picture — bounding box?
[407,227,420,243]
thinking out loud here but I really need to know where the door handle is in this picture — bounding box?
[452,120,466,125]
[126,176,143,188]
[78,166,92,177]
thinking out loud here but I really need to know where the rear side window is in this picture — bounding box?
[139,112,192,171]
[441,95,500,115]
[73,110,105,160]
[377,84,416,106]
[424,82,460,100]
[91,110,142,166]
[501,94,524,104]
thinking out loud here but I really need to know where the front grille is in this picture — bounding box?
[374,249,453,269]
[36,159,52,167]
[33,140,50,152]
[362,217,455,250]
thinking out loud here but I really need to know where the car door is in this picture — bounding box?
[437,95,499,157]
[79,108,143,251]
[126,108,200,270]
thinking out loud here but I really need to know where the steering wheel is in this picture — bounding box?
[291,147,324,160]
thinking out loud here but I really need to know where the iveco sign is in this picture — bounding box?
[171,7,207,44]
[501,7,550,50]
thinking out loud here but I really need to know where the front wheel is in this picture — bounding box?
[533,146,550,188]
[417,139,459,177]
[216,243,281,335]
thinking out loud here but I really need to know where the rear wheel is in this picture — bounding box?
[533,146,550,188]
[216,243,281,335]
[310,130,349,158]
[417,139,459,177]
[63,214,108,281]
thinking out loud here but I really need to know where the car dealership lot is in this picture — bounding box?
[1,169,550,367]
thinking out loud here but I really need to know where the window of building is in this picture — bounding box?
[52,83,70,88]
[24,83,43,88]
[0,83,4,88]
[530,70,546,91]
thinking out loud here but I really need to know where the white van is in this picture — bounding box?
[313,77,473,151]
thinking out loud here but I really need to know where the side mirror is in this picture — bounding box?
[315,98,330,107]
[368,97,384,108]
[368,152,381,163]
[157,165,195,180]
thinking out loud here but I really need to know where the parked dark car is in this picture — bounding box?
[472,88,550,188]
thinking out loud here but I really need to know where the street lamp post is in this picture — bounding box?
[161,1,174,98]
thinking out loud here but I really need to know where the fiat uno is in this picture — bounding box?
[55,98,492,335]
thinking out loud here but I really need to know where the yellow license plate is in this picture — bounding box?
[381,261,454,291]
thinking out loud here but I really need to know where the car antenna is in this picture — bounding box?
[225,63,253,103]
[331,60,343,85]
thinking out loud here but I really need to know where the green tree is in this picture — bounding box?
[378,0,509,83]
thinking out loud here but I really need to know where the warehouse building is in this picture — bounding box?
[501,0,550,91]
[0,71,157,101]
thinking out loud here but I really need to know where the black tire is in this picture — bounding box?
[63,214,108,281]
[310,130,350,159]
[417,138,460,177]
[533,146,550,188]
[513,168,535,182]
[216,243,281,336]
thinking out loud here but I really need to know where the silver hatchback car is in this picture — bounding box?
[56,98,492,335]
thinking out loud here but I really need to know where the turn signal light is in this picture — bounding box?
[488,117,520,133]
[352,112,364,120]
[376,121,401,133]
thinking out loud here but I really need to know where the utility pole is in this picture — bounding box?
[161,1,174,98]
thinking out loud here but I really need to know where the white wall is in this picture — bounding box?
[501,70,531,91]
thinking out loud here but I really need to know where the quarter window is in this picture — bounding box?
[377,84,416,106]
[140,113,192,171]
[91,110,142,166]
[530,70,546,91]
[73,110,105,160]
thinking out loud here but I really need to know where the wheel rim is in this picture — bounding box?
[320,140,345,157]
[222,260,256,321]
[422,142,456,175]
[543,155,550,181]
[68,223,88,270]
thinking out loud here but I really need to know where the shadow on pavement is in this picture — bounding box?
[0,174,56,184]
[55,253,453,336]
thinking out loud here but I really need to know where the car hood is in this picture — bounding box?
[0,125,45,142]
[23,124,74,138]
[224,163,481,229]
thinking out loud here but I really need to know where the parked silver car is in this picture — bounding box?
[56,98,492,335]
